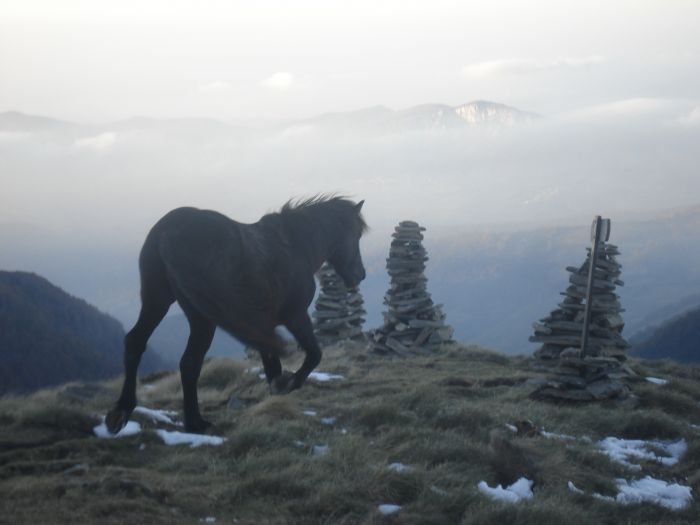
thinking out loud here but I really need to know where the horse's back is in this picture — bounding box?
[141,206,244,279]
[138,208,279,343]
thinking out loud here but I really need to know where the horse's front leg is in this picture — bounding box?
[179,315,216,433]
[272,313,321,395]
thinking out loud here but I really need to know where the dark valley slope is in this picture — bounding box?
[0,271,167,395]
[631,306,700,362]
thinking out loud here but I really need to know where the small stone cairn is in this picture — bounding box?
[372,221,453,354]
[530,240,632,401]
[312,263,366,345]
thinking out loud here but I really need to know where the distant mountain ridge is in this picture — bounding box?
[0,100,538,137]
[631,306,700,362]
[296,100,539,134]
[0,271,168,395]
[0,111,74,131]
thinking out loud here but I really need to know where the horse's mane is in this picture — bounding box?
[279,194,368,233]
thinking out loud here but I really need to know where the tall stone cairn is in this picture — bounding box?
[372,221,453,354]
[312,263,366,345]
[530,242,632,401]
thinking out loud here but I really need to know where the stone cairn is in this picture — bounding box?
[530,238,632,401]
[312,263,366,346]
[372,221,453,354]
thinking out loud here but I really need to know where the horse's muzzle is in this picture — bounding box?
[345,267,366,288]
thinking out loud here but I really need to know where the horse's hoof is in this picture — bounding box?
[269,370,297,395]
[185,418,213,434]
[105,407,131,434]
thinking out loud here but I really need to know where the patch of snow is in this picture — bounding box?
[321,416,336,425]
[430,485,448,496]
[139,443,146,451]
[614,476,692,510]
[477,477,534,503]
[573,477,691,510]
[293,440,305,448]
[568,481,585,495]
[541,430,577,441]
[141,384,157,392]
[245,367,266,379]
[645,377,668,385]
[341,428,348,435]
[387,462,411,473]
[156,429,226,448]
[378,504,401,515]
[661,440,689,465]
[200,518,217,523]
[505,423,518,433]
[592,492,616,502]
[308,372,344,382]
[93,420,141,439]
[303,410,317,417]
[538,427,590,442]
[134,406,182,426]
[598,437,687,469]
[312,444,329,457]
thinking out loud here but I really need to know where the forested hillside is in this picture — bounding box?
[0,271,167,394]
[632,307,700,363]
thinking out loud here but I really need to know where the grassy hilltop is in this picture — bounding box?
[1,343,700,524]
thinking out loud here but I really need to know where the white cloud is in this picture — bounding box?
[261,72,294,90]
[562,98,671,121]
[73,132,117,151]
[676,106,700,127]
[0,131,32,141]
[198,81,232,94]
[462,56,605,77]
[524,186,560,205]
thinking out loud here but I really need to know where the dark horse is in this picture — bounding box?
[106,196,367,434]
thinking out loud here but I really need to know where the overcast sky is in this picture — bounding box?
[1,0,699,242]
[2,0,699,122]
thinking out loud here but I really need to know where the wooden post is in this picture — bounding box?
[580,216,603,358]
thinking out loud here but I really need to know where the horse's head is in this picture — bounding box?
[328,200,367,289]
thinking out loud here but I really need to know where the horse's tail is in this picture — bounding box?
[157,231,286,357]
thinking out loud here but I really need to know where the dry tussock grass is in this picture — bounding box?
[1,344,699,524]
[247,396,300,420]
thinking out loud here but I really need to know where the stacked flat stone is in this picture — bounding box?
[312,263,366,345]
[530,242,632,401]
[372,221,453,354]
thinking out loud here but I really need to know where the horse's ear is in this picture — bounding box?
[354,200,365,213]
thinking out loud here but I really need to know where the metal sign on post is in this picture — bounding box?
[580,216,611,357]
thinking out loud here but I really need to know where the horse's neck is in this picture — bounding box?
[290,219,331,272]
[258,213,330,272]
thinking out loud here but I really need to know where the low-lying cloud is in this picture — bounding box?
[676,106,700,127]
[462,56,606,77]
[73,132,118,151]
[261,72,294,91]
[2,100,699,247]
[198,81,232,94]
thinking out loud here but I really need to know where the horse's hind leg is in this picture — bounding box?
[178,310,216,433]
[272,313,321,395]
[106,293,172,434]
[260,352,282,382]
